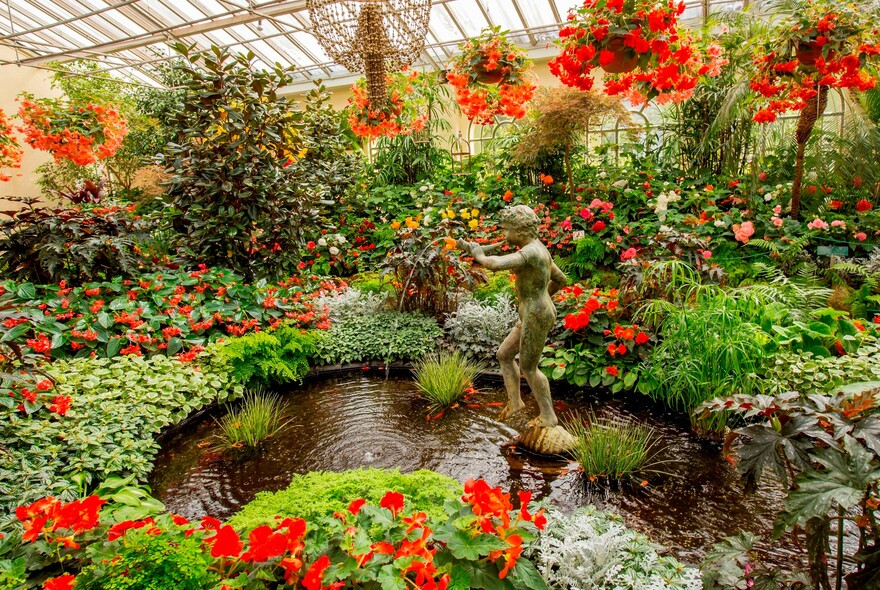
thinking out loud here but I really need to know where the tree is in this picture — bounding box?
[512,87,629,200]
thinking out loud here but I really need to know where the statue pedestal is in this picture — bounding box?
[514,425,577,456]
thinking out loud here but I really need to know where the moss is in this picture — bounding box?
[229,468,461,531]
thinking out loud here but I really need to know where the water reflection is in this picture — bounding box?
[150,374,789,565]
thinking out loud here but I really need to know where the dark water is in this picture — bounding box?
[150,373,793,566]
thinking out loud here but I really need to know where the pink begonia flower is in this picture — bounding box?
[699,249,712,259]
[831,220,846,228]
[620,247,637,261]
[856,232,867,241]
[772,216,783,227]
[773,205,782,214]
[807,218,829,230]
[560,217,572,230]
[589,198,603,209]
[733,221,755,243]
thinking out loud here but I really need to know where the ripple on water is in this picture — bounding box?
[150,375,791,566]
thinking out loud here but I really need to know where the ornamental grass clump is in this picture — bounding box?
[413,351,483,413]
[214,388,290,455]
[567,412,659,481]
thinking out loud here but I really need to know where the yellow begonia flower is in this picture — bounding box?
[461,210,471,220]
[468,219,479,230]
[447,210,456,219]
[471,208,479,218]
[440,211,448,219]
[391,221,402,229]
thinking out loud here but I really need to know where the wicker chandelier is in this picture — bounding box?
[306,0,431,108]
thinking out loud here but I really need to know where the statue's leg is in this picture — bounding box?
[520,318,558,428]
[497,324,526,420]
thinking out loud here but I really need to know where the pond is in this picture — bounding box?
[150,372,793,566]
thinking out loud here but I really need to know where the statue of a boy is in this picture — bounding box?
[458,205,567,429]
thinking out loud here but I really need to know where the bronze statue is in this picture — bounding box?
[458,205,567,431]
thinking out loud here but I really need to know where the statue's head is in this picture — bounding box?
[500,205,540,243]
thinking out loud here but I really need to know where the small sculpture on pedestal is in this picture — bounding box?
[458,205,576,455]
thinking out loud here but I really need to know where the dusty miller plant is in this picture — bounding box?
[528,507,701,590]
[314,288,387,322]
[443,294,518,360]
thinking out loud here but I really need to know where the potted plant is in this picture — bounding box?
[549,0,726,105]
[749,0,880,218]
[0,107,22,182]
[446,27,537,125]
[347,68,432,140]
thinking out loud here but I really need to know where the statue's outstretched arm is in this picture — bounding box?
[456,239,525,272]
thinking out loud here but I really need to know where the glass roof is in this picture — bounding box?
[0,0,743,88]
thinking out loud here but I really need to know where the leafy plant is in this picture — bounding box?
[529,506,700,590]
[0,350,242,514]
[413,351,483,413]
[213,388,290,456]
[163,45,353,281]
[443,294,518,360]
[566,413,660,482]
[75,526,217,590]
[0,267,341,361]
[313,312,442,365]
[700,532,809,590]
[314,287,387,322]
[0,197,151,285]
[228,468,461,531]
[698,382,880,589]
[216,326,323,386]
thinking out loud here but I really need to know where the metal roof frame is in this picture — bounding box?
[1,0,734,89]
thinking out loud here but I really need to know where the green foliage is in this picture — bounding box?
[566,413,659,481]
[214,388,290,455]
[701,532,809,589]
[76,527,217,590]
[0,350,242,513]
[413,351,483,412]
[764,339,880,394]
[163,45,356,281]
[314,312,442,365]
[216,326,323,386]
[228,468,461,531]
[472,270,515,302]
[349,272,395,296]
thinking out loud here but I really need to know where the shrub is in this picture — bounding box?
[413,351,483,412]
[444,294,518,360]
[472,270,515,302]
[764,339,880,394]
[228,468,461,531]
[313,287,387,322]
[0,197,151,284]
[314,312,442,365]
[214,388,289,455]
[75,527,217,590]
[566,413,659,481]
[163,45,356,281]
[529,506,701,590]
[215,327,323,386]
[0,267,341,361]
[0,350,242,513]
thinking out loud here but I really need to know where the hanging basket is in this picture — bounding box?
[796,42,822,67]
[601,35,639,74]
[473,58,506,84]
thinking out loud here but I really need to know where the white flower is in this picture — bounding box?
[336,234,347,244]
[714,219,727,227]
[598,171,607,178]
[419,185,428,192]
[329,246,339,256]
[764,193,773,202]
[317,238,327,247]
